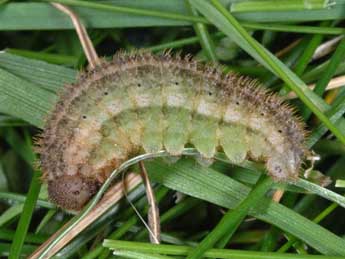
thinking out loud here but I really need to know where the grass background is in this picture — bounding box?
[0,0,345,258]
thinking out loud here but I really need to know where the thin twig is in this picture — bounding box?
[139,161,161,244]
[29,173,142,259]
[52,3,101,68]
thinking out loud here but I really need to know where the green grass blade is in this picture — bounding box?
[0,67,57,128]
[0,229,47,244]
[0,192,55,209]
[230,0,333,12]
[186,1,218,62]
[103,240,345,259]
[295,179,345,208]
[6,49,77,66]
[112,250,174,259]
[278,199,340,252]
[0,243,37,257]
[35,209,57,234]
[186,176,273,259]
[0,205,23,227]
[336,180,345,187]
[9,171,41,259]
[1,128,35,165]
[40,0,206,23]
[0,52,76,91]
[242,22,345,35]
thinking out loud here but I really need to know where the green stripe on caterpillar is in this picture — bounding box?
[36,51,309,211]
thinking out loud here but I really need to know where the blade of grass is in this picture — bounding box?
[190,0,345,145]
[5,49,77,66]
[1,128,35,165]
[295,179,345,208]
[186,176,273,259]
[335,180,345,187]
[0,67,57,128]
[146,33,222,52]
[0,229,47,245]
[278,197,340,253]
[113,250,174,259]
[0,115,27,127]
[0,52,76,92]
[0,192,55,210]
[9,170,42,259]
[35,210,57,234]
[186,1,218,62]
[0,243,37,257]
[0,205,23,227]
[230,0,334,12]
[242,23,345,35]
[233,3,345,22]
[103,240,345,259]
[40,0,206,24]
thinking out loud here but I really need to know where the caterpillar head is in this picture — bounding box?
[48,175,99,211]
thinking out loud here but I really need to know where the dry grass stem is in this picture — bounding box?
[139,161,161,244]
[52,3,101,68]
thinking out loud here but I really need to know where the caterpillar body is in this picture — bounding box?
[38,52,308,210]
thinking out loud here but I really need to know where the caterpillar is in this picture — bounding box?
[37,51,308,211]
